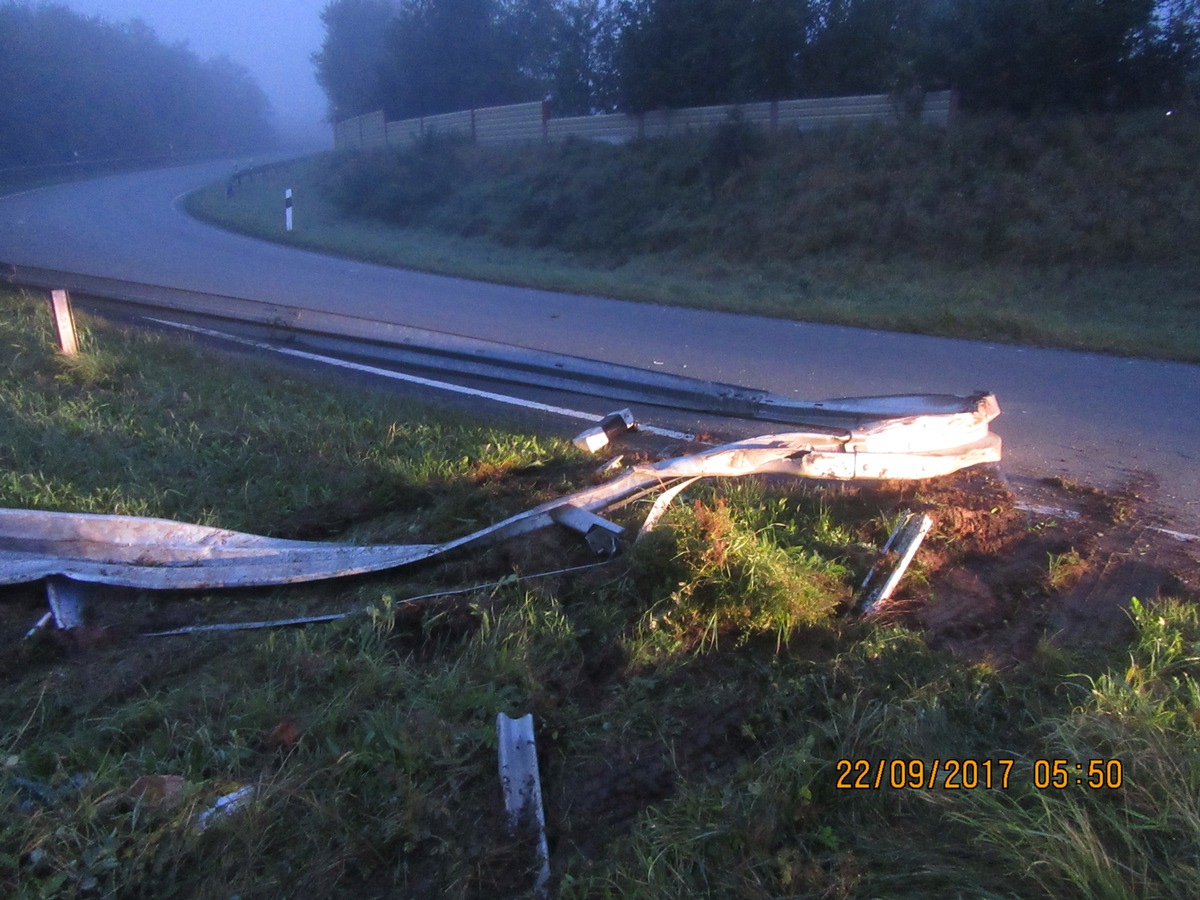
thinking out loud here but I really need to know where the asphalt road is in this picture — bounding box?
[2,160,1197,532]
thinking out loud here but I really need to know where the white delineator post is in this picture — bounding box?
[49,289,79,356]
[285,188,293,232]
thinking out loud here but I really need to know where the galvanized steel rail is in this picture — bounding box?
[3,262,996,430]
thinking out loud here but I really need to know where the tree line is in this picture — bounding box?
[315,0,1200,122]
[1,3,274,170]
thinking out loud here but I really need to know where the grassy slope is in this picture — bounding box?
[188,112,1200,362]
[3,290,1199,898]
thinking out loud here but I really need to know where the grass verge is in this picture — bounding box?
[2,289,1198,897]
[186,113,1200,362]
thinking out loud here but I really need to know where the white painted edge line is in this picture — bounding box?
[147,317,696,442]
[1015,501,1198,542]
[1153,526,1200,543]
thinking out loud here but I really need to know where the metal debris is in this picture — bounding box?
[549,503,624,557]
[142,562,611,637]
[573,408,636,453]
[195,785,255,831]
[636,476,701,542]
[594,454,626,477]
[46,576,86,629]
[0,394,1000,591]
[48,289,79,357]
[496,713,550,897]
[24,612,53,640]
[859,512,934,615]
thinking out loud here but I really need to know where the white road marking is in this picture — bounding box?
[146,317,696,442]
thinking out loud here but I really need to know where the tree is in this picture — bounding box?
[313,0,397,121]
[545,0,623,114]
[917,0,1195,112]
[0,3,273,168]
[311,0,1200,123]
[800,0,935,96]
[379,0,580,118]
[616,0,810,111]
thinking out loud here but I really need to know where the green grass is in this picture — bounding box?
[2,289,1199,897]
[187,113,1200,362]
[0,290,571,538]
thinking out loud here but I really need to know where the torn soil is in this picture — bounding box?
[4,460,1197,742]
[542,465,1200,858]
[3,460,1199,896]
[872,467,1200,665]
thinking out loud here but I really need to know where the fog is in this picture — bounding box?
[61,0,332,149]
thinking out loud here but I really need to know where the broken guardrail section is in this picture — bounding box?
[496,713,551,897]
[9,262,993,431]
[858,511,934,615]
[0,392,999,591]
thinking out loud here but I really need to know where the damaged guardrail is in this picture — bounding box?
[0,396,1000,591]
[6,264,994,429]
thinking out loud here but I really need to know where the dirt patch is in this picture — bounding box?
[5,460,1200,889]
[547,674,759,859]
[859,467,1200,666]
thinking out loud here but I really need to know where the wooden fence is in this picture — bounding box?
[334,91,957,152]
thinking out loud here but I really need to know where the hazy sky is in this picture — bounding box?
[61,0,333,147]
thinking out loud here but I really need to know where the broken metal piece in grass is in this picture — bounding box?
[0,395,1000,592]
[142,562,614,637]
[636,476,702,542]
[25,576,102,639]
[24,611,53,640]
[145,612,351,637]
[496,713,550,898]
[549,503,624,557]
[858,512,933,615]
[594,454,626,477]
[195,785,254,831]
[46,576,86,629]
[573,409,636,453]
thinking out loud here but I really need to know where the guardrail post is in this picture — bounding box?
[49,289,79,356]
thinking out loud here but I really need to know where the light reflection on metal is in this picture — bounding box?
[859,512,934,615]
[496,713,551,898]
[636,476,702,543]
[0,394,1000,591]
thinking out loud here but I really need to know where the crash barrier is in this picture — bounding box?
[3,263,991,430]
[334,91,958,152]
[0,416,1001,590]
[3,265,1000,594]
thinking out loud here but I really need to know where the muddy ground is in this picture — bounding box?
[2,458,1198,889]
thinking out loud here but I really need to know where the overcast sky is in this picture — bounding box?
[61,0,333,148]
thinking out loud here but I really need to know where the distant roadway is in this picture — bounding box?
[1,160,1197,533]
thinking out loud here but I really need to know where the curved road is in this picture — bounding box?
[2,161,1198,532]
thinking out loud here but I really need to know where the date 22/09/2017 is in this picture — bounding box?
[835,758,1124,791]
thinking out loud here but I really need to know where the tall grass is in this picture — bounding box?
[942,598,1200,899]
[188,113,1200,361]
[324,115,1200,269]
[0,290,571,537]
[3,288,1198,897]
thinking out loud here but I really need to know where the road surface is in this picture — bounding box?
[2,161,1197,532]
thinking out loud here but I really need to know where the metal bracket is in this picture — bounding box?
[549,503,624,557]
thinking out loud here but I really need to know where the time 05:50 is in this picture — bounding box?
[835,758,1123,790]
